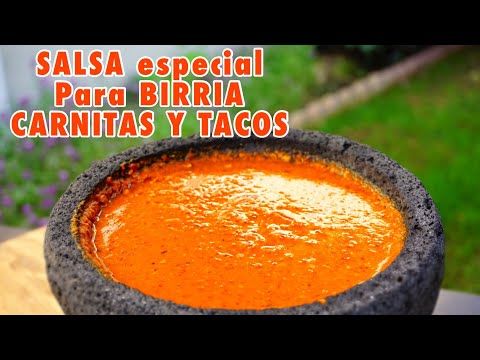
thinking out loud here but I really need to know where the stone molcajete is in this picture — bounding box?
[44,129,444,314]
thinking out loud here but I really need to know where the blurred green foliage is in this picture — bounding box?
[0,45,321,227]
[316,45,427,70]
[307,46,480,294]
[2,44,478,294]
[241,45,318,112]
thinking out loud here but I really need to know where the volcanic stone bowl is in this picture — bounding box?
[45,129,444,314]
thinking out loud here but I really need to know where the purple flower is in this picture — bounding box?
[1,195,13,207]
[39,76,53,89]
[36,218,49,227]
[22,204,33,216]
[27,213,37,226]
[0,112,8,124]
[22,170,33,180]
[21,139,34,152]
[40,198,55,210]
[44,137,58,148]
[64,97,75,111]
[18,96,31,108]
[39,185,57,197]
[64,145,80,161]
[58,170,69,182]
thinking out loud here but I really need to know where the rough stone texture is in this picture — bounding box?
[44,129,444,314]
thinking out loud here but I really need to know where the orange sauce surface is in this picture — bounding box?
[78,151,406,310]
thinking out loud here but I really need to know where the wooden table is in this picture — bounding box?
[0,227,478,315]
[0,227,62,314]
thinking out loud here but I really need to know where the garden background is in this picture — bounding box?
[0,45,478,294]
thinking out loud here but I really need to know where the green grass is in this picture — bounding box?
[306,47,480,294]
[4,45,478,293]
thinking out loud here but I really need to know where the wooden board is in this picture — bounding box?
[0,227,63,315]
[0,227,477,315]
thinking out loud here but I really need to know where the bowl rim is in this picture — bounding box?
[45,129,444,314]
